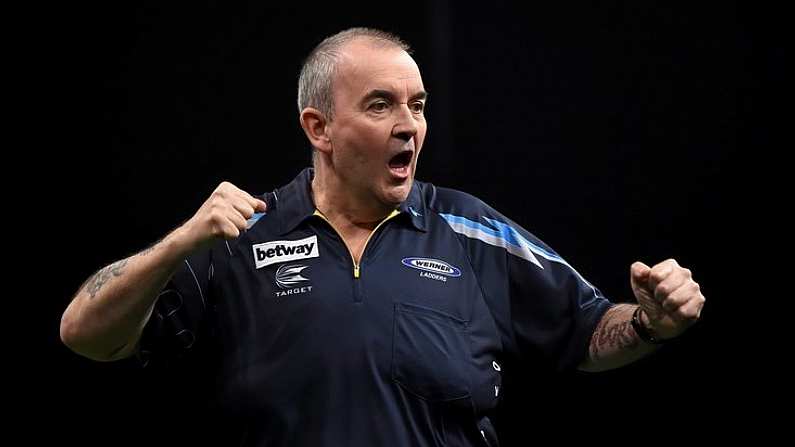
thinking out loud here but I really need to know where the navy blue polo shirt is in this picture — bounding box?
[141,167,613,446]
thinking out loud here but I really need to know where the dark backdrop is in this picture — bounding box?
[33,1,767,445]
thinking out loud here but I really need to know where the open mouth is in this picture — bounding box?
[389,150,413,170]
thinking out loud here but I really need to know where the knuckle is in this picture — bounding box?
[650,271,666,283]
[681,310,698,322]
[216,181,234,196]
[209,196,224,209]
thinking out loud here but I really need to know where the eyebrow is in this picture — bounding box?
[360,89,429,105]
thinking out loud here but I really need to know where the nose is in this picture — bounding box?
[392,103,419,142]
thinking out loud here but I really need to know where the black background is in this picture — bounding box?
[30,1,774,445]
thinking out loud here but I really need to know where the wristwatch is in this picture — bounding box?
[631,306,666,344]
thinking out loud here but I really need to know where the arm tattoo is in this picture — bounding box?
[590,306,640,361]
[85,258,129,299]
[139,245,156,256]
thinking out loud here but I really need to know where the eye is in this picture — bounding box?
[410,101,425,113]
[370,101,389,112]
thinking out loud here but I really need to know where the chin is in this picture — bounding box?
[381,182,412,206]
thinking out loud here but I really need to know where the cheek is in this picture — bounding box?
[356,126,392,160]
[346,121,385,145]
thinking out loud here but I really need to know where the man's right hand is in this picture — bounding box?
[60,181,267,361]
[178,181,268,253]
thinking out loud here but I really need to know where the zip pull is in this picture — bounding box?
[354,264,360,279]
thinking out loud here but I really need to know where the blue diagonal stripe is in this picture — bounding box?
[440,212,599,304]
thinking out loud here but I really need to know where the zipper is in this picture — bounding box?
[313,209,400,279]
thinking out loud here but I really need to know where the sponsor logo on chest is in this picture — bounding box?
[273,264,313,298]
[401,257,462,283]
[252,235,319,269]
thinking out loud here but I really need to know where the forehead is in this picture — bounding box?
[333,40,424,100]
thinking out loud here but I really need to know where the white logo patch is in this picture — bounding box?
[275,264,310,288]
[401,257,462,277]
[253,235,319,269]
[274,264,314,298]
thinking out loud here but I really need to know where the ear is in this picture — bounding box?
[300,107,331,153]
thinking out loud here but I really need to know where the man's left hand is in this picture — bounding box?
[630,259,706,340]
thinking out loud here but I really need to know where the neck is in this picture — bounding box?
[311,162,395,231]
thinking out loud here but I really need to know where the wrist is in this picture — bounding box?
[631,306,667,344]
[163,226,200,259]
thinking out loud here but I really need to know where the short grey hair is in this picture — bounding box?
[297,27,411,120]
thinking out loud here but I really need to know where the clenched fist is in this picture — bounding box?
[178,181,267,253]
[630,259,706,341]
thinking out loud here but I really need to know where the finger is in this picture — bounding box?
[648,258,679,290]
[254,198,267,213]
[232,188,268,213]
[216,181,240,197]
[226,211,249,233]
[654,271,690,305]
[219,218,241,239]
[660,280,701,315]
[675,294,705,323]
[230,198,257,219]
[631,261,651,281]
[630,262,651,293]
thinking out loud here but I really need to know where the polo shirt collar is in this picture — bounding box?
[275,167,428,235]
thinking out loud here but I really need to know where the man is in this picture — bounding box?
[61,28,705,446]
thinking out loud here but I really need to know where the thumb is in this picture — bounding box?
[630,261,652,299]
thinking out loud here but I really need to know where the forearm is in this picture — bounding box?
[577,304,660,372]
[60,228,194,361]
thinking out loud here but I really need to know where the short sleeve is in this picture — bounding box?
[435,191,614,371]
[137,248,214,368]
[503,234,614,371]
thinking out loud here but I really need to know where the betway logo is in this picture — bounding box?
[253,235,319,269]
[401,257,462,277]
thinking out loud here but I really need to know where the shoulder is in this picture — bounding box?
[415,179,558,269]
[414,179,494,219]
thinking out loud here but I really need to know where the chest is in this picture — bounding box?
[210,220,504,416]
[339,229,370,265]
[225,222,480,313]
[211,219,502,364]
